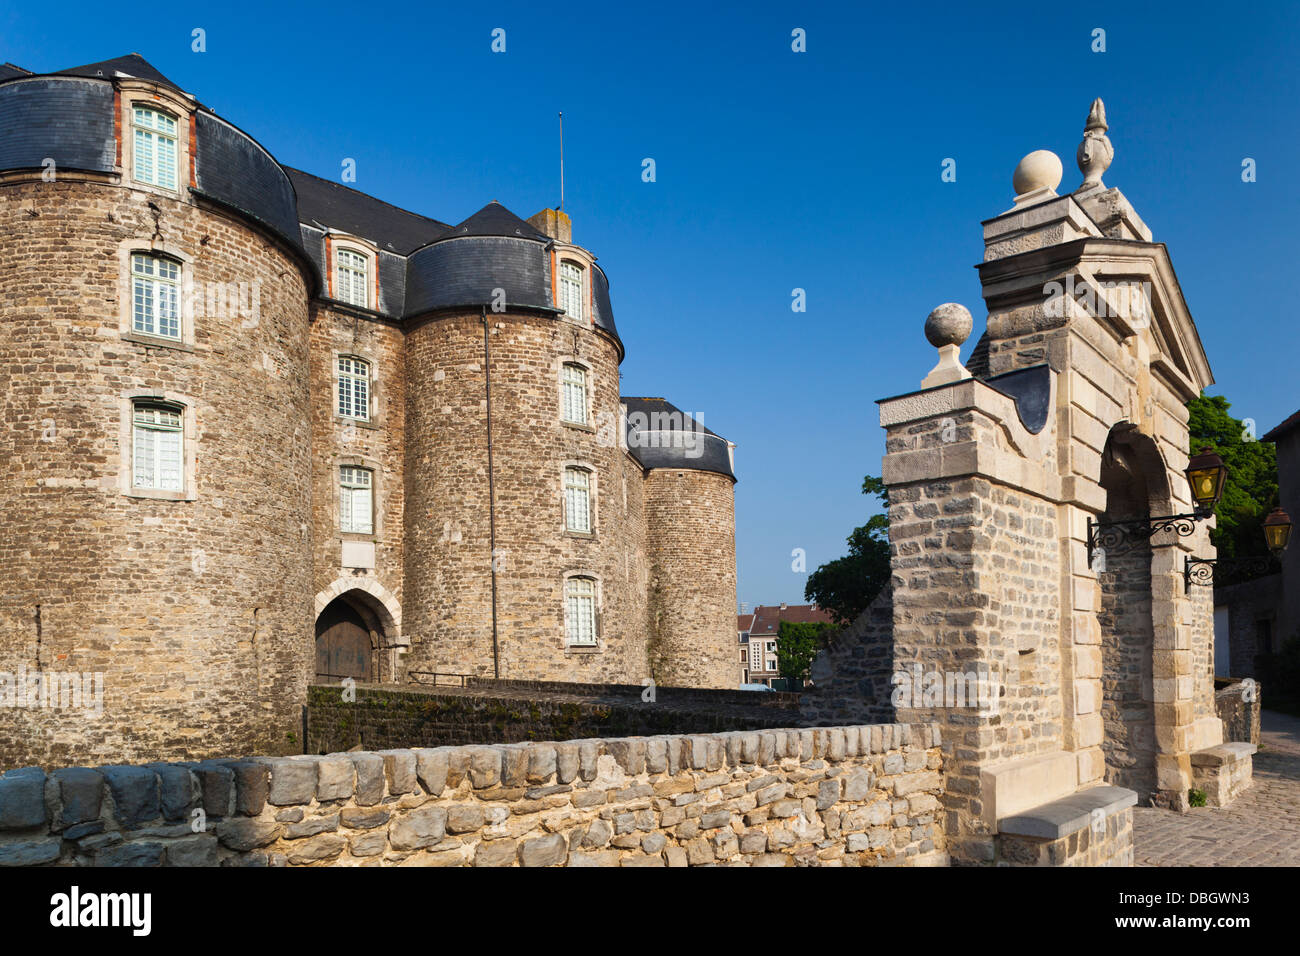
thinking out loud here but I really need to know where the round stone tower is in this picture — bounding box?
[626,399,738,688]
[0,63,316,766]
[401,206,651,682]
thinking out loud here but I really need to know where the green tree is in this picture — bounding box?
[803,475,891,626]
[1187,394,1279,559]
[775,619,837,682]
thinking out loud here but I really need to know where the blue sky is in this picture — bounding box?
[4,1,1297,609]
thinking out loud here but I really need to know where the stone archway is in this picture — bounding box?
[312,578,403,684]
[1095,423,1176,802]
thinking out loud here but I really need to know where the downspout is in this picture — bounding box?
[483,306,500,678]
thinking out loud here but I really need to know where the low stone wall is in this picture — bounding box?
[307,680,802,753]
[1214,679,1261,745]
[0,723,945,867]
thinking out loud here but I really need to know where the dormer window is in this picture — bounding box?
[131,107,179,190]
[559,260,584,322]
[336,248,370,309]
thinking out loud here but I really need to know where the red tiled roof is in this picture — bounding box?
[748,604,834,636]
[737,613,754,632]
[1263,409,1300,443]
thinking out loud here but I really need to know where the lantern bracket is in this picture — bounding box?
[1183,554,1281,590]
[1086,511,1208,568]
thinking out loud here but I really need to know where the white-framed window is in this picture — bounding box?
[564,467,592,533]
[131,253,181,340]
[559,260,584,322]
[132,106,179,190]
[749,641,763,671]
[565,577,598,646]
[561,363,588,425]
[339,465,374,534]
[337,356,371,420]
[336,248,370,308]
[132,402,184,491]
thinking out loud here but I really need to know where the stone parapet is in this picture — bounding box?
[0,723,944,867]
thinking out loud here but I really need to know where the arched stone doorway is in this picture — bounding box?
[315,595,377,683]
[1095,423,1174,802]
[311,578,403,685]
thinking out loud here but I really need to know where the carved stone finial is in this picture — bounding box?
[1076,97,1114,191]
[922,303,973,389]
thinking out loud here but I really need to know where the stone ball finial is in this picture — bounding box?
[1012,150,1063,197]
[1077,97,1113,190]
[925,303,973,348]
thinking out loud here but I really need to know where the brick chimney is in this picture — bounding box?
[527,208,572,244]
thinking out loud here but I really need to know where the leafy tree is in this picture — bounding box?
[803,475,892,626]
[775,620,838,682]
[1187,394,1279,559]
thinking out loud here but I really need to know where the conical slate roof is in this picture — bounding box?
[441,201,550,242]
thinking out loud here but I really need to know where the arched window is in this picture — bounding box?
[132,106,179,190]
[559,260,584,322]
[339,465,374,534]
[132,402,184,491]
[565,577,597,646]
[337,356,371,420]
[561,363,588,425]
[564,467,592,533]
[336,248,370,308]
[131,253,181,340]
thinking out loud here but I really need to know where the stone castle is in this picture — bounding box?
[0,54,738,768]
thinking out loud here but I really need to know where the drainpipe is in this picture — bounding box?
[483,306,500,678]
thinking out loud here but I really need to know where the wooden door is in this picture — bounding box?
[315,599,372,683]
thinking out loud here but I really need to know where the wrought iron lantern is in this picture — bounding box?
[1184,506,1291,589]
[1263,507,1293,556]
[1184,446,1228,517]
[1087,445,1228,568]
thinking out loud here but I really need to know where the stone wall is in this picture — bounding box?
[309,303,408,680]
[800,585,895,726]
[1214,679,1261,745]
[0,723,946,867]
[306,681,802,753]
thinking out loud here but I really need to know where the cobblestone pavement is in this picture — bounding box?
[1132,710,1300,866]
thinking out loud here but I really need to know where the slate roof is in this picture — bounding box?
[52,54,188,96]
[0,64,31,80]
[622,397,723,439]
[749,604,834,636]
[287,167,450,255]
[440,201,550,242]
[1263,409,1300,443]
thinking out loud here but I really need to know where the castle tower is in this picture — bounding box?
[0,57,317,765]
[400,204,653,683]
[626,399,738,688]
